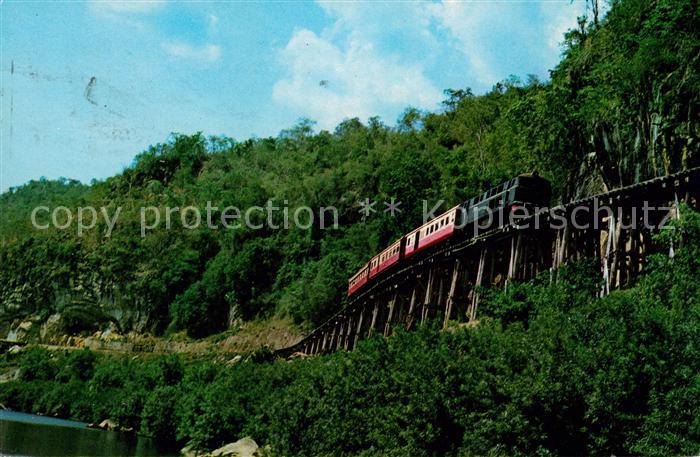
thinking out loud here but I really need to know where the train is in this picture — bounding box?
[348,173,552,296]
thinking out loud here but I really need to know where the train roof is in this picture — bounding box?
[460,174,551,208]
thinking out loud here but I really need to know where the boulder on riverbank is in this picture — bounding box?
[182,437,266,457]
[87,418,133,433]
[211,437,259,457]
[97,419,119,431]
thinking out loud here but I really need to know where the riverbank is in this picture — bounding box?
[1,316,303,358]
[0,409,168,456]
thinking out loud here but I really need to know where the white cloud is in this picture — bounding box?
[428,1,517,87]
[542,1,587,53]
[273,29,441,130]
[273,0,590,129]
[162,41,221,63]
[87,0,165,14]
[429,0,587,87]
[317,1,433,42]
[273,1,443,131]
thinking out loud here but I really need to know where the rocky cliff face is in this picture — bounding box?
[0,266,152,337]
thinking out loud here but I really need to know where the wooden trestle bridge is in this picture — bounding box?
[277,168,700,358]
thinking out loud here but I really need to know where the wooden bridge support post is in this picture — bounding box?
[339,317,347,351]
[601,212,617,297]
[468,246,487,322]
[393,284,409,330]
[405,283,419,330]
[443,260,461,328]
[505,233,522,291]
[352,309,365,350]
[328,322,338,351]
[552,217,570,282]
[334,321,344,351]
[384,291,398,337]
[344,314,355,350]
[321,328,329,352]
[435,269,446,322]
[369,301,380,336]
[421,267,435,324]
[617,208,633,287]
[610,210,623,290]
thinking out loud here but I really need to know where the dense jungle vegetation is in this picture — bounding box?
[1,0,698,337]
[1,0,700,454]
[1,208,699,455]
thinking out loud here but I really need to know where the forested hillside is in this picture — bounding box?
[2,209,699,455]
[1,0,698,338]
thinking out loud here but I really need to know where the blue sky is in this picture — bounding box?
[1,0,587,192]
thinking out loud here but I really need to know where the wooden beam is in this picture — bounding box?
[506,233,522,289]
[384,291,398,337]
[421,267,435,324]
[335,321,344,350]
[469,246,487,322]
[328,323,338,351]
[369,301,380,335]
[601,213,616,296]
[406,285,418,330]
[353,309,365,349]
[435,269,446,321]
[344,314,355,350]
[443,260,461,328]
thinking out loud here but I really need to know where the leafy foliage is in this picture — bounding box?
[2,208,699,455]
[0,0,698,340]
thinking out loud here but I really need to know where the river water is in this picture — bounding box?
[0,410,174,456]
